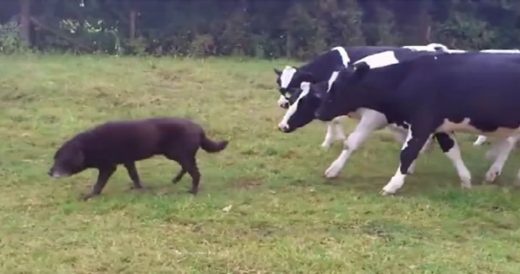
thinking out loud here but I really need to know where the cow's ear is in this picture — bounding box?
[274,68,282,76]
[310,82,326,99]
[300,81,311,91]
[314,89,324,99]
[353,62,370,79]
[333,64,346,71]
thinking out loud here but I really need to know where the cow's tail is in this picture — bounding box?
[200,132,228,153]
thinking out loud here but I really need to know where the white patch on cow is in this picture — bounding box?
[354,51,399,69]
[427,43,449,51]
[280,66,297,89]
[332,117,346,141]
[516,169,520,186]
[402,45,431,51]
[382,168,407,195]
[331,46,351,66]
[485,136,518,182]
[473,135,488,146]
[381,130,415,195]
[403,44,444,52]
[327,71,340,93]
[437,118,520,137]
[324,110,389,178]
[300,82,310,91]
[402,43,449,52]
[401,128,413,150]
[388,125,408,144]
[277,95,289,108]
[443,136,472,188]
[325,149,350,177]
[449,49,467,53]
[278,86,310,131]
[438,118,479,133]
[481,49,520,53]
[321,117,346,149]
[321,122,336,149]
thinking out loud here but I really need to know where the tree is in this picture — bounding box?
[2,0,520,57]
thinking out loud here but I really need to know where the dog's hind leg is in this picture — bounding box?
[124,162,144,189]
[179,157,200,194]
[172,168,186,184]
[84,165,116,200]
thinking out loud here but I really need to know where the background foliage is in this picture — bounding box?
[2,0,520,58]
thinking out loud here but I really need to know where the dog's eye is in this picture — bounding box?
[284,92,291,98]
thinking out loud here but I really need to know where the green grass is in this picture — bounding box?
[1,54,520,273]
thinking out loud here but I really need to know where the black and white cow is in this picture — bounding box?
[433,48,520,146]
[315,52,520,195]
[278,48,461,178]
[464,49,520,146]
[274,43,515,148]
[274,44,446,149]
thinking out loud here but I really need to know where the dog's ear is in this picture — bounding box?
[353,62,370,79]
[274,68,282,76]
[69,145,85,168]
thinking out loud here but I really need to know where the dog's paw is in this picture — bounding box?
[81,193,96,201]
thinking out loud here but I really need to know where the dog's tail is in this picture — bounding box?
[200,132,228,153]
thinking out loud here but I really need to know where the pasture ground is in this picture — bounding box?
[1,54,520,273]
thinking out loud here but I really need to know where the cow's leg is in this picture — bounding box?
[485,136,517,183]
[321,122,336,149]
[389,127,419,174]
[332,117,346,142]
[389,127,408,144]
[434,132,472,189]
[420,135,435,153]
[485,140,502,161]
[325,112,388,178]
[382,126,432,195]
[473,135,488,146]
[515,167,520,186]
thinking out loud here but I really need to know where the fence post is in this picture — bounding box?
[19,0,31,46]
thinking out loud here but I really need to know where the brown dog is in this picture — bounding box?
[49,117,228,200]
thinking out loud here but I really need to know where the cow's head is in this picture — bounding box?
[274,66,315,109]
[315,63,371,121]
[278,81,327,133]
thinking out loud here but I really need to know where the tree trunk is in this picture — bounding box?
[417,0,432,43]
[129,1,137,41]
[424,25,432,43]
[286,32,292,58]
[19,0,31,46]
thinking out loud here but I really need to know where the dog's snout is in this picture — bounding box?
[280,102,289,109]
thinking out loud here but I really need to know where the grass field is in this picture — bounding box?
[2,54,520,273]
